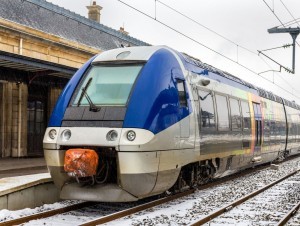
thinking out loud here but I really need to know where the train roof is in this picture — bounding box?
[180,52,300,110]
[93,45,300,110]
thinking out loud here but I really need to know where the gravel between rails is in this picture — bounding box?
[204,171,300,225]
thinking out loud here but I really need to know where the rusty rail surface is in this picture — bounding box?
[0,202,94,226]
[277,201,300,226]
[80,189,195,226]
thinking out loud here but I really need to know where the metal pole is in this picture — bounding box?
[291,33,299,73]
[267,27,300,74]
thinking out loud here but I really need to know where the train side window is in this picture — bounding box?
[241,101,251,130]
[215,94,229,131]
[176,79,188,107]
[198,89,215,129]
[229,98,242,130]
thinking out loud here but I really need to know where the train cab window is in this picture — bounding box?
[241,101,251,130]
[72,65,143,106]
[229,98,242,130]
[176,79,188,107]
[215,94,229,131]
[198,89,215,129]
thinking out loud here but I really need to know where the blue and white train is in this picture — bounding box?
[43,46,300,202]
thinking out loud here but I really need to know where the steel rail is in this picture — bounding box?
[190,169,300,226]
[277,201,300,226]
[0,201,94,226]
[80,189,195,226]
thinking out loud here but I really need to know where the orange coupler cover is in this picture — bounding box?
[64,149,99,177]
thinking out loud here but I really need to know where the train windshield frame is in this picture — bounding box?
[72,64,143,107]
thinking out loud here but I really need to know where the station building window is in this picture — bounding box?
[215,94,229,131]
[198,89,215,129]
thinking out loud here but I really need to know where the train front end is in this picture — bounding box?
[43,46,192,202]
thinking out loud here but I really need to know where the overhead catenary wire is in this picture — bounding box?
[261,0,300,87]
[116,0,300,100]
[156,0,299,94]
[262,0,300,48]
[262,0,285,26]
[279,0,300,27]
[281,17,300,28]
[117,0,255,71]
[259,55,298,94]
[156,0,258,55]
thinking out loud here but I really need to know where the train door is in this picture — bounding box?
[198,88,216,155]
[252,102,262,154]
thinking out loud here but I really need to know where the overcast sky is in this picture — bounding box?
[46,0,300,103]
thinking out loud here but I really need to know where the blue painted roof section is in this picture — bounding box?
[177,52,259,95]
[124,48,192,134]
[177,51,300,108]
[0,0,149,50]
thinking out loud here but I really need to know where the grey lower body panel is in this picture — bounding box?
[60,183,138,202]
[119,172,157,198]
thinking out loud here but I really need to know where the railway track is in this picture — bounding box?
[0,202,95,226]
[0,165,268,225]
[276,201,300,226]
[0,189,194,226]
[80,189,195,226]
[191,168,300,226]
[80,162,284,225]
[0,156,299,225]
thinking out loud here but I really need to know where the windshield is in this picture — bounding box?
[73,65,143,106]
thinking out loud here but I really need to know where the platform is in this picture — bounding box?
[0,158,60,210]
[0,157,48,178]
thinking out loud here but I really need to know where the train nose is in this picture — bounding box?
[64,149,99,177]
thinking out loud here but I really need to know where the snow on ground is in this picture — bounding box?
[0,200,82,223]
[204,172,300,225]
[21,202,135,226]
[0,157,299,225]
[0,173,51,193]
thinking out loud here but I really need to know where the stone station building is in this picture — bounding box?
[0,0,147,158]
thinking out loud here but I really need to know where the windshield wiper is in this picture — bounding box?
[77,78,100,112]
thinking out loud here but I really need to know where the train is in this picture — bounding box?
[43,46,300,202]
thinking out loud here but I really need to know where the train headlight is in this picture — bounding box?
[48,129,57,140]
[61,129,71,141]
[127,130,136,141]
[106,130,118,141]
